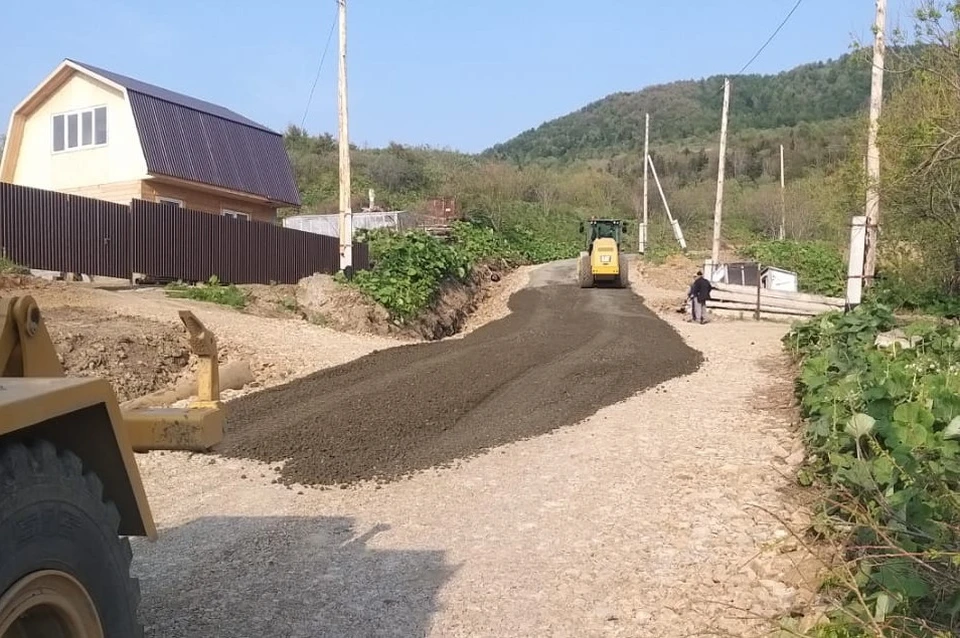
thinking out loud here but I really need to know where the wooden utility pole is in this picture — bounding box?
[640,112,649,254]
[711,78,731,268]
[863,0,887,286]
[779,144,786,240]
[337,0,353,272]
[647,154,687,250]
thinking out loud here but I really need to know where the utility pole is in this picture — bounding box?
[779,144,786,240]
[863,0,886,286]
[337,0,353,272]
[711,78,731,269]
[640,112,649,254]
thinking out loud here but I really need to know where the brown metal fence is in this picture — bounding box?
[0,182,131,278]
[0,184,368,284]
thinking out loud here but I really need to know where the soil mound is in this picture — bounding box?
[46,307,191,402]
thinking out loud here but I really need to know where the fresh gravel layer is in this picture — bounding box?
[216,261,704,486]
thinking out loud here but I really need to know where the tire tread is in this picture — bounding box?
[0,439,143,637]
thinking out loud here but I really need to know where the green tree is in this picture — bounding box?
[874,3,960,295]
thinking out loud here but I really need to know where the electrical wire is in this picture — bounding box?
[735,0,805,76]
[710,0,805,97]
[300,2,339,130]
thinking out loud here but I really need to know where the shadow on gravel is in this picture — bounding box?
[218,280,703,486]
[133,515,455,637]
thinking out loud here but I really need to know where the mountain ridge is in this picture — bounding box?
[485,50,876,163]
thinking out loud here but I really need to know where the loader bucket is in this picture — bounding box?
[121,310,225,452]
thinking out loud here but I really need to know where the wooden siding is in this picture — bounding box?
[60,180,143,206]
[141,180,277,223]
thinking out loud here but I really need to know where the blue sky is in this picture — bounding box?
[1,0,915,153]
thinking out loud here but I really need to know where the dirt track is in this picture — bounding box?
[219,260,703,485]
[132,260,811,637]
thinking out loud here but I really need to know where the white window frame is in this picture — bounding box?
[222,209,251,221]
[157,197,184,208]
[51,105,108,154]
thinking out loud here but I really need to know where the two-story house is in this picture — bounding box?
[0,59,301,222]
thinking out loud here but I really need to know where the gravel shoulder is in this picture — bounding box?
[128,258,816,637]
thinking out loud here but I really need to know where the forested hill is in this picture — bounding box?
[485,51,873,162]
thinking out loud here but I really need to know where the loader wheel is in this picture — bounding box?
[618,254,630,289]
[577,253,593,288]
[0,441,141,638]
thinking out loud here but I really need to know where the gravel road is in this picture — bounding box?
[218,260,703,485]
[131,259,809,637]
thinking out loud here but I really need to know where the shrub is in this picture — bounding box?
[349,219,580,320]
[785,304,960,636]
[350,229,470,320]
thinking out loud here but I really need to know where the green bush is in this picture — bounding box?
[350,229,470,320]
[785,304,960,636]
[349,219,579,320]
[742,240,845,297]
[871,276,960,319]
[165,276,248,309]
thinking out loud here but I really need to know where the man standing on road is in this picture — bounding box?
[687,271,712,324]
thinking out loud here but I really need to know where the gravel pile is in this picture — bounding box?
[218,277,703,486]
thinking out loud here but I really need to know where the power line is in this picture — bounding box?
[706,0,805,100]
[735,0,805,76]
[300,3,339,130]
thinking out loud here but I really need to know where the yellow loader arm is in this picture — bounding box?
[0,295,225,453]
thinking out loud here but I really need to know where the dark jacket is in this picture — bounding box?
[689,276,712,303]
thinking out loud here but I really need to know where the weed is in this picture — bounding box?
[165,275,248,309]
[0,256,29,275]
[276,297,299,313]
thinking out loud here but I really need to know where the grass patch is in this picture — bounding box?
[0,256,29,275]
[165,276,249,309]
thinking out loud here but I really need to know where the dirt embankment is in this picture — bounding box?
[217,261,704,486]
[270,262,513,341]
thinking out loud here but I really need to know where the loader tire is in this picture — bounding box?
[578,253,593,288]
[618,254,630,288]
[0,440,142,638]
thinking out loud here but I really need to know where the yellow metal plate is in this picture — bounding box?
[123,406,224,453]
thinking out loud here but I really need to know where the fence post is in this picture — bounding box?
[846,215,867,310]
[755,263,762,321]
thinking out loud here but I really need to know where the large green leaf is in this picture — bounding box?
[873,560,930,599]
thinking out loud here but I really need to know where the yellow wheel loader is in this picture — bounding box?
[576,218,630,289]
[0,296,225,637]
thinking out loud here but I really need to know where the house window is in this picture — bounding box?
[157,197,184,208]
[52,106,107,152]
[222,209,251,221]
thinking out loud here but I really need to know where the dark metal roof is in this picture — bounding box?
[68,60,301,207]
